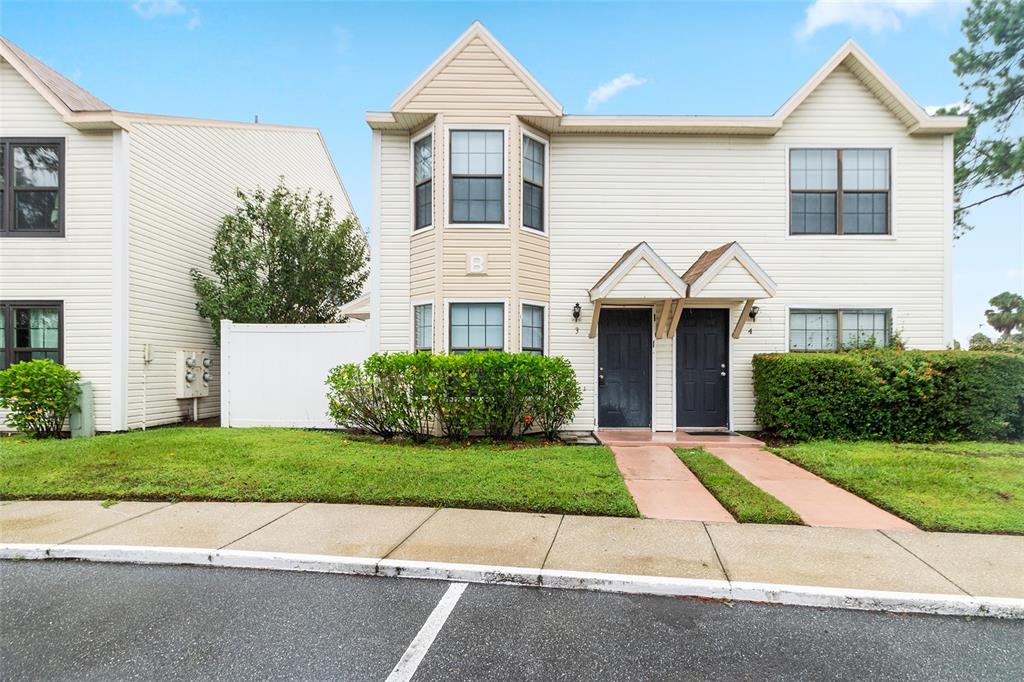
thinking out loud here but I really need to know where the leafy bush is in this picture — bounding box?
[753,349,1024,442]
[0,360,81,439]
[326,352,583,441]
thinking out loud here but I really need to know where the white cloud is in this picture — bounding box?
[132,0,200,29]
[925,101,971,115]
[132,0,185,19]
[586,73,648,112]
[796,1,962,39]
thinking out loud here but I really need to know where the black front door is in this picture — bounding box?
[598,308,652,428]
[676,308,729,428]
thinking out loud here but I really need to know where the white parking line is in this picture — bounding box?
[385,581,467,682]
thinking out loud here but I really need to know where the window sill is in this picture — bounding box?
[787,233,896,240]
[411,224,435,236]
[445,223,507,229]
[520,225,548,238]
[0,231,66,239]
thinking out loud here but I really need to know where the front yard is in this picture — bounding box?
[0,428,638,517]
[772,441,1024,535]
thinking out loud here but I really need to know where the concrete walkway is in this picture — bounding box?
[2,500,1022,603]
[598,430,915,531]
[612,446,734,523]
[707,446,917,531]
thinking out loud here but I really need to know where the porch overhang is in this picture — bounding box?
[588,241,777,339]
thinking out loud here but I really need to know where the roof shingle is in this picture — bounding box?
[1,36,111,112]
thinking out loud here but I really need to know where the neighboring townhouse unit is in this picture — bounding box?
[0,37,355,431]
[364,22,966,432]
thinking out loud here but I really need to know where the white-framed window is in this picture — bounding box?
[522,134,546,232]
[789,308,891,351]
[521,303,545,355]
[413,303,432,351]
[790,148,890,235]
[450,130,504,224]
[449,301,504,353]
[413,132,432,230]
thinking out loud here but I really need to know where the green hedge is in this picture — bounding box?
[752,350,1024,442]
[326,352,583,441]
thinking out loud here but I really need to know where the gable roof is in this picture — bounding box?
[682,242,777,298]
[1,36,111,113]
[373,31,966,136]
[589,242,689,301]
[387,21,562,117]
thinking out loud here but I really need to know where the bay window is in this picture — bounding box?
[413,134,432,230]
[450,130,503,224]
[414,303,433,352]
[521,304,544,355]
[449,302,503,353]
[522,135,545,231]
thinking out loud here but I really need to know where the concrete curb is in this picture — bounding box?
[2,543,1021,619]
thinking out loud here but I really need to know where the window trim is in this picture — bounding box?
[521,129,549,235]
[520,300,548,355]
[410,127,433,233]
[444,126,509,229]
[411,300,433,352]
[1,300,65,369]
[786,145,894,238]
[1,138,66,238]
[443,298,508,353]
[786,306,893,352]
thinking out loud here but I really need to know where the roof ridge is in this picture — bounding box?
[1,36,112,112]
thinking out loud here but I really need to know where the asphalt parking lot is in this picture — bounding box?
[2,561,1021,681]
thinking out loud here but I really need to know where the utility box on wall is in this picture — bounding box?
[176,349,211,399]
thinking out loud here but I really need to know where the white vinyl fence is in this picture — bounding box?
[220,319,372,428]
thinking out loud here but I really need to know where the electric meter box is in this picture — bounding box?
[176,349,210,399]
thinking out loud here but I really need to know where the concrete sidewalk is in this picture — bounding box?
[2,499,1022,610]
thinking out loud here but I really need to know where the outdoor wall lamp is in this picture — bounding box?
[572,302,582,321]
[749,305,760,322]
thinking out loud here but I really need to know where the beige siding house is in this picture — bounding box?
[0,37,354,431]
[365,22,966,432]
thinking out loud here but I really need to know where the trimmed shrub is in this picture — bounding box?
[0,359,82,439]
[326,352,584,441]
[753,350,1024,442]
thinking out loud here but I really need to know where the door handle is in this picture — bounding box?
[720,371,727,377]
[599,367,605,385]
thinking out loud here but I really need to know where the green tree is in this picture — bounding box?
[969,331,994,349]
[192,184,368,343]
[941,0,1023,235]
[985,291,1024,339]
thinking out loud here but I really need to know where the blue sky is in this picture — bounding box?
[3,0,1021,344]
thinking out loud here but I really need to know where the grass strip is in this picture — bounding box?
[674,447,802,524]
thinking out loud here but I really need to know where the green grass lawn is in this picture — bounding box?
[674,448,802,525]
[772,441,1024,534]
[0,428,638,517]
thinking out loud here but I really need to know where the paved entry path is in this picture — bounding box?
[611,446,735,523]
[706,446,917,531]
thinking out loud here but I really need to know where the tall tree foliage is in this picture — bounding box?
[192,184,368,343]
[985,291,1024,339]
[940,0,1023,235]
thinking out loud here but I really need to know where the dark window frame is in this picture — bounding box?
[413,303,433,352]
[1,138,66,238]
[1,300,65,370]
[788,307,891,352]
[521,303,545,355]
[448,301,505,354]
[522,134,545,232]
[789,148,891,236]
[449,130,505,225]
[413,133,433,230]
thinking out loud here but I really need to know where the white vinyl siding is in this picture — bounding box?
[0,58,116,430]
[549,65,948,430]
[379,131,412,352]
[125,122,354,429]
